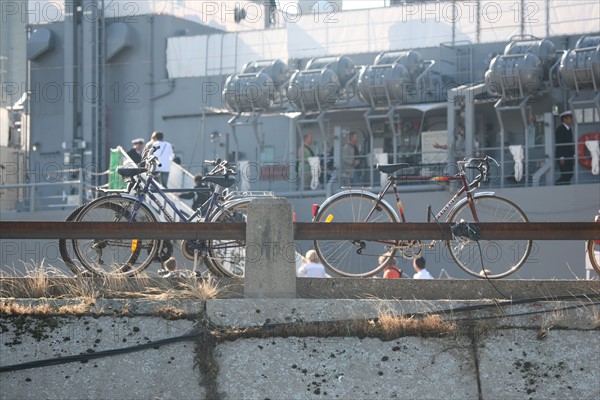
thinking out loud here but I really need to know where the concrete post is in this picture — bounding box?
[244,197,296,298]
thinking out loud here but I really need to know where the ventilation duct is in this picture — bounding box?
[106,22,134,61]
[27,28,54,60]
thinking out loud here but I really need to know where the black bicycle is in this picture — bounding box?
[59,147,271,277]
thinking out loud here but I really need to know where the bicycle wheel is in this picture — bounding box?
[58,203,91,276]
[587,240,600,275]
[446,194,531,279]
[204,199,250,277]
[72,196,160,276]
[313,191,399,277]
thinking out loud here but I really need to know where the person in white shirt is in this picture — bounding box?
[413,256,433,279]
[298,250,330,278]
[146,131,174,187]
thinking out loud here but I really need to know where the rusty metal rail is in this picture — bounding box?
[0,221,598,240]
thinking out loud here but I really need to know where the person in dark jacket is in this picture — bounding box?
[555,111,575,185]
[179,174,212,212]
[127,138,145,164]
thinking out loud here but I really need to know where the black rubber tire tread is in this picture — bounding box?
[204,199,251,278]
[58,203,90,275]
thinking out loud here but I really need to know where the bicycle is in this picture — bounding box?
[312,156,532,279]
[586,211,600,276]
[60,147,271,277]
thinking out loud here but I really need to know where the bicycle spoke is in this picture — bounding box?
[447,195,531,279]
[205,200,250,277]
[314,192,398,277]
[72,196,159,276]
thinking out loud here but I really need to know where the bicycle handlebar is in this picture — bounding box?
[139,144,162,172]
[457,155,498,183]
[204,158,236,177]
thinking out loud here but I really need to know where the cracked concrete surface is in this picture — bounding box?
[1,299,599,399]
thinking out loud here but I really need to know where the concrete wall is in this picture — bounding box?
[1,298,599,399]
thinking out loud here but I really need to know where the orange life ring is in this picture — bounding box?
[578,132,600,169]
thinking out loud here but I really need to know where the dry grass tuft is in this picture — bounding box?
[22,264,51,297]
[1,259,224,302]
[0,300,92,316]
[58,277,99,304]
[0,260,69,298]
[139,276,222,300]
[156,305,189,320]
[374,313,457,340]
[177,276,221,300]
[57,302,92,314]
[0,301,38,315]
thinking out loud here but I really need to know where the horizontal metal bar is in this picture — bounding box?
[0,222,598,241]
[0,222,246,240]
[294,222,599,241]
[0,181,82,189]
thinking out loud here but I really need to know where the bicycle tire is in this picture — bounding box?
[446,195,531,279]
[587,240,600,275]
[58,203,90,275]
[204,199,251,277]
[72,195,160,276]
[313,191,399,277]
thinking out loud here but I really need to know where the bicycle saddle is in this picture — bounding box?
[117,167,148,177]
[202,175,236,188]
[376,163,411,174]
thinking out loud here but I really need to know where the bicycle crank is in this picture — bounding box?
[389,240,423,258]
[181,239,207,260]
[153,240,174,263]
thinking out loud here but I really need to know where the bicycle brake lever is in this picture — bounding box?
[486,156,500,166]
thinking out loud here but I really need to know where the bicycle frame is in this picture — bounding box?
[366,170,482,227]
[127,173,225,224]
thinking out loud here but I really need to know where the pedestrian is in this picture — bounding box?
[412,256,433,279]
[298,249,330,278]
[179,174,212,213]
[555,110,575,185]
[342,131,363,186]
[297,133,315,190]
[380,253,403,279]
[126,138,144,164]
[147,131,174,187]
